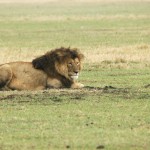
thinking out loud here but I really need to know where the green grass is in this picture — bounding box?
[0,1,150,150]
[0,1,149,48]
[1,68,150,150]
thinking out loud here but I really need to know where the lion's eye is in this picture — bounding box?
[68,63,72,66]
[76,62,80,65]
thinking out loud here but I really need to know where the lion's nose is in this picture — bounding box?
[74,71,79,74]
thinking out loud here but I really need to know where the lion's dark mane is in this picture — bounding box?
[32,47,84,88]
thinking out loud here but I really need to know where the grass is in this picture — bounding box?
[0,1,149,49]
[0,0,150,149]
[0,84,150,149]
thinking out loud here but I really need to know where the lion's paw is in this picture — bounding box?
[71,83,84,89]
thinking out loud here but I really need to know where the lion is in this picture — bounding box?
[0,47,84,90]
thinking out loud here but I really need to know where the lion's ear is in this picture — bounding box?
[78,53,84,61]
[73,49,84,61]
[32,55,47,69]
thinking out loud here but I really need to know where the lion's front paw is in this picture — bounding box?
[78,83,84,88]
[71,83,84,89]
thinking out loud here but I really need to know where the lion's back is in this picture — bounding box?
[0,62,48,90]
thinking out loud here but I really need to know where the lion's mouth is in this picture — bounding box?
[70,73,79,80]
[71,75,78,80]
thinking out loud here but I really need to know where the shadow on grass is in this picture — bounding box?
[0,85,150,103]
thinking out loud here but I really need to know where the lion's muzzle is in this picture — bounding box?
[70,73,79,80]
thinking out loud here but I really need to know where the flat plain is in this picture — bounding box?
[0,0,150,149]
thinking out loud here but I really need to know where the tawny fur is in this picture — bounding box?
[0,47,84,90]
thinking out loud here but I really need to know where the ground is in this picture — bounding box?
[0,0,150,149]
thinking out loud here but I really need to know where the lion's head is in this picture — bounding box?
[32,47,84,81]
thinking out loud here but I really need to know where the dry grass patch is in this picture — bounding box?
[0,45,150,68]
[0,48,47,64]
[2,15,149,22]
[85,45,150,64]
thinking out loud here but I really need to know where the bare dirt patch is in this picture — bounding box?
[0,86,136,102]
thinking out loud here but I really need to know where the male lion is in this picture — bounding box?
[0,47,84,90]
